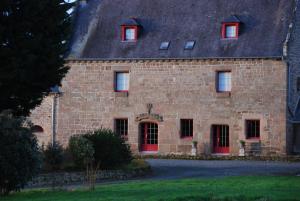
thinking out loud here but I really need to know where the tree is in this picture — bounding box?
[0,111,41,195]
[0,0,73,116]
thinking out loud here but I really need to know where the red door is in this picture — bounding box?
[141,122,158,151]
[213,125,229,153]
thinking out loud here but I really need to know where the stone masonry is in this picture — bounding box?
[30,58,288,156]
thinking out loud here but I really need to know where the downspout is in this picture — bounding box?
[51,93,59,145]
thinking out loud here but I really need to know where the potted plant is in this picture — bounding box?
[191,140,198,156]
[239,140,245,157]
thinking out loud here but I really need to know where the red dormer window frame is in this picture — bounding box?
[121,25,139,42]
[221,22,239,39]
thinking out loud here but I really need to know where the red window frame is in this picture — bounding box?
[221,22,239,39]
[115,118,128,140]
[246,120,260,139]
[180,119,193,139]
[114,71,129,92]
[121,25,138,41]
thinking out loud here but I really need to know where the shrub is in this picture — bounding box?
[42,142,64,172]
[68,135,95,169]
[83,128,133,169]
[0,111,41,195]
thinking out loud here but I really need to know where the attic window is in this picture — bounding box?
[122,26,138,41]
[160,41,170,50]
[121,18,141,42]
[222,15,240,39]
[184,41,195,50]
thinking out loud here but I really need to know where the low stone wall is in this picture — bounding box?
[136,154,300,162]
[27,167,151,188]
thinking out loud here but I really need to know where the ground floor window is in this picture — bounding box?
[180,119,193,138]
[246,120,260,139]
[115,119,128,140]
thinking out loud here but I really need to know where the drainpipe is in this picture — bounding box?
[51,93,59,145]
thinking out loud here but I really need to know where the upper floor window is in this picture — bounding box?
[115,119,128,140]
[115,72,129,92]
[180,119,193,138]
[121,18,141,42]
[217,71,232,92]
[221,15,240,39]
[246,120,260,139]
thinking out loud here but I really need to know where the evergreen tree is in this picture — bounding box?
[0,0,73,116]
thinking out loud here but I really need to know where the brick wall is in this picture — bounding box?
[31,59,288,156]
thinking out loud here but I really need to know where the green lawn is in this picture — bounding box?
[2,176,300,201]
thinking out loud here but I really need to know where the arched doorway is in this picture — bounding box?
[140,122,158,152]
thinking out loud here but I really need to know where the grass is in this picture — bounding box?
[1,176,300,201]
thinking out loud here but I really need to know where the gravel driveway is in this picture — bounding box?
[145,159,300,179]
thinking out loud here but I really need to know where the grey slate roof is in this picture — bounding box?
[69,0,296,60]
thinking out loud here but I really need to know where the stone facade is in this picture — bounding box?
[30,96,54,146]
[31,58,288,156]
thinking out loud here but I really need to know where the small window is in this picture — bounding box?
[222,23,239,39]
[121,26,137,41]
[217,71,231,92]
[115,119,128,140]
[184,41,195,50]
[32,125,44,133]
[246,120,260,139]
[115,72,129,92]
[125,27,136,41]
[160,41,170,50]
[180,119,193,138]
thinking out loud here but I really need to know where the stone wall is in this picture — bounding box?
[27,168,151,188]
[30,95,54,146]
[31,59,288,156]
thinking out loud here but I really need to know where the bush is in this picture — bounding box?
[68,135,94,169]
[0,111,41,195]
[83,128,133,169]
[42,142,64,172]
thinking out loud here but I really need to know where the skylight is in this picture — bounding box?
[184,41,195,50]
[159,41,170,50]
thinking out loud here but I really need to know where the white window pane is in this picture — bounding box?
[125,28,135,40]
[116,73,129,91]
[218,72,231,92]
[226,26,236,38]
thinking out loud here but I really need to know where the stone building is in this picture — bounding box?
[31,0,300,156]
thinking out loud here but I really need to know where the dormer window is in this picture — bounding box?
[221,15,240,39]
[123,26,137,41]
[121,18,141,42]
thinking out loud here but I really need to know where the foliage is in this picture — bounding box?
[68,135,95,169]
[68,135,98,190]
[1,176,300,201]
[0,0,73,116]
[0,111,41,196]
[42,142,64,172]
[83,128,133,169]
